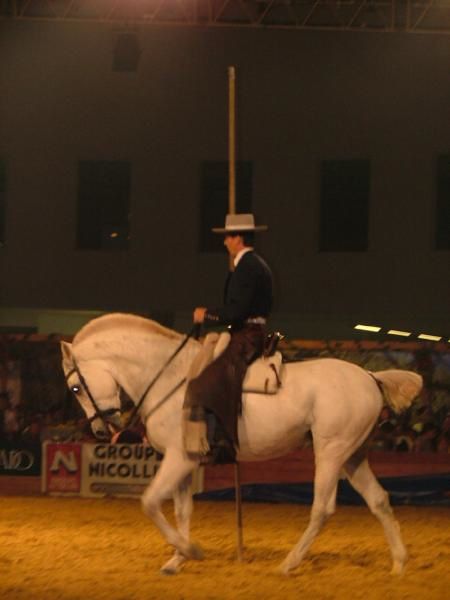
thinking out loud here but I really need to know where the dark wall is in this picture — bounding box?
[0,22,449,335]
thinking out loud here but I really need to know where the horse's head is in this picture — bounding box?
[61,341,122,441]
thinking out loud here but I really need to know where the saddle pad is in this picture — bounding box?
[243,352,283,394]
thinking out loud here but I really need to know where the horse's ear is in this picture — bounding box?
[60,341,74,370]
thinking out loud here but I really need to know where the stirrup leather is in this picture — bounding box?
[182,407,210,455]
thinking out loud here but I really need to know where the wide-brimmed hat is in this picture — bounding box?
[212,213,268,234]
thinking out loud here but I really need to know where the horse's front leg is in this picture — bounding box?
[160,473,193,575]
[141,447,203,567]
[278,450,342,575]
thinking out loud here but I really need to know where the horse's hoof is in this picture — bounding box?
[276,562,292,576]
[160,566,178,576]
[390,561,406,576]
[160,553,186,575]
[187,543,204,561]
[177,540,204,560]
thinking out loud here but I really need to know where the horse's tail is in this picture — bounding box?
[372,369,423,414]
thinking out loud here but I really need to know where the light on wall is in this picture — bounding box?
[387,330,412,337]
[417,333,442,341]
[354,324,447,343]
[354,324,381,332]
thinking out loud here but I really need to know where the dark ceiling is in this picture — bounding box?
[1,0,450,34]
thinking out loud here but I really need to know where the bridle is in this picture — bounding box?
[65,324,200,437]
[65,359,120,433]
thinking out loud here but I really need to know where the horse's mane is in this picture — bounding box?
[73,313,183,346]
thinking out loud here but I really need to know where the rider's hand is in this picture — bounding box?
[193,307,207,323]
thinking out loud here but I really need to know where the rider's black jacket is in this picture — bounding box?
[203,251,273,328]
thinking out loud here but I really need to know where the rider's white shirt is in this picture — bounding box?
[234,247,253,268]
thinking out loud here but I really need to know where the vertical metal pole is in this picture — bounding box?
[228,65,244,561]
[228,65,236,216]
[234,461,244,561]
[228,65,237,276]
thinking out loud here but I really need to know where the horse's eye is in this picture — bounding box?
[71,385,81,394]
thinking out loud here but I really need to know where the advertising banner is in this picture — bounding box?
[43,442,204,498]
[81,443,160,498]
[0,442,41,477]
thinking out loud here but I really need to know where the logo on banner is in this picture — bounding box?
[50,450,78,473]
[0,443,41,476]
[45,443,82,493]
[0,449,34,471]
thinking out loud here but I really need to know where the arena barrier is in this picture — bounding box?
[1,441,449,503]
[197,474,450,506]
[36,442,450,506]
[198,449,450,506]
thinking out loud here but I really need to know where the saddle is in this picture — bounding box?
[209,331,284,393]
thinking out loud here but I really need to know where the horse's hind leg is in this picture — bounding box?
[344,449,408,575]
[279,451,342,575]
[160,474,193,575]
[141,448,203,565]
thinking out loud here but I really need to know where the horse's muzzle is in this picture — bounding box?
[91,411,122,441]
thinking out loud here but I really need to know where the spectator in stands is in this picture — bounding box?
[72,418,95,441]
[21,413,44,442]
[39,413,57,442]
[437,431,450,453]
[413,348,434,389]
[371,408,397,451]
[413,422,440,452]
[3,400,22,442]
[436,413,450,453]
[392,424,415,452]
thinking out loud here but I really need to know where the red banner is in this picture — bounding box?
[44,442,82,494]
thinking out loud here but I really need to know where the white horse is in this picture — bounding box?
[61,313,422,575]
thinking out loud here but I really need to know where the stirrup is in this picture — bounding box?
[183,407,210,456]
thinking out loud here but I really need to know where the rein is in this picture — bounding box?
[123,324,200,429]
[141,377,187,425]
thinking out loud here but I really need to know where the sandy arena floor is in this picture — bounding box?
[0,496,449,600]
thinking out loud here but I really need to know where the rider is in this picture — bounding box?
[184,213,273,461]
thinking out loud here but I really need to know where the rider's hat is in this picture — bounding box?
[212,213,268,234]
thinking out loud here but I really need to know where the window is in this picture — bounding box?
[0,160,5,247]
[319,159,370,252]
[77,161,131,250]
[200,161,252,253]
[436,154,450,250]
